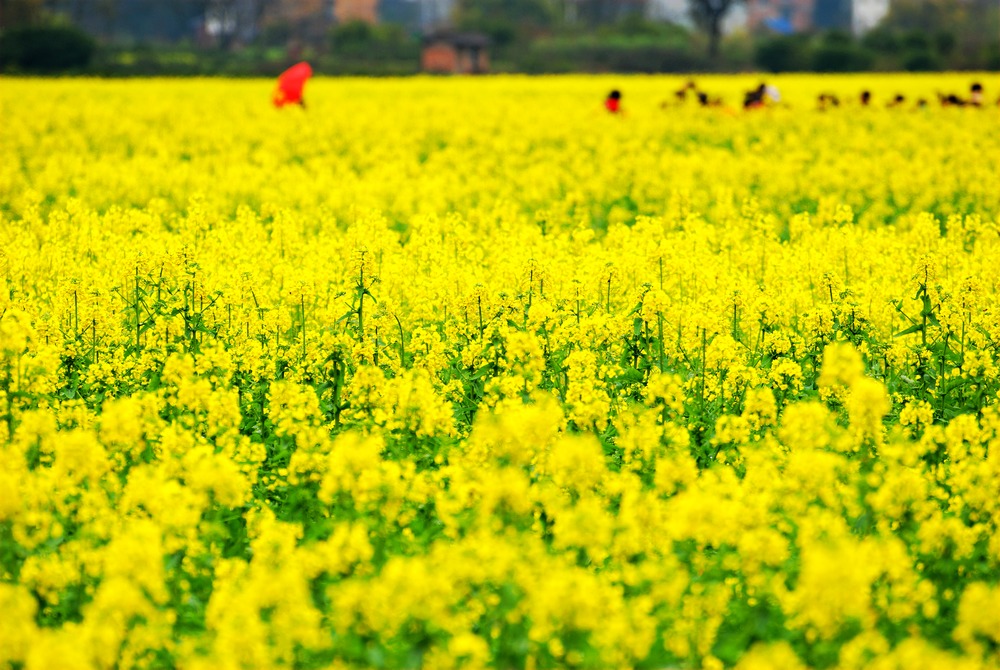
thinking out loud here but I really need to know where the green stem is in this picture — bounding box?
[332,358,343,426]
[358,264,365,343]
[657,313,665,372]
[478,295,484,340]
[394,314,406,366]
[699,328,707,416]
[134,266,141,352]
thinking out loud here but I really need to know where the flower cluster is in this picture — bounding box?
[1,74,999,669]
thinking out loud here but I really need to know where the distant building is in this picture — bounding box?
[421,31,489,73]
[647,0,688,24]
[813,0,851,30]
[748,0,851,32]
[418,0,455,30]
[748,0,814,32]
[852,0,889,33]
[335,0,378,23]
[380,0,421,30]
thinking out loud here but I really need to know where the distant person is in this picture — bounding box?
[605,90,622,114]
[969,82,984,106]
[744,83,767,109]
[273,61,312,109]
[938,92,965,107]
[675,80,696,102]
[860,90,871,106]
[887,94,906,108]
[665,82,721,109]
[744,82,779,110]
[696,90,724,107]
[916,98,928,109]
[817,93,840,110]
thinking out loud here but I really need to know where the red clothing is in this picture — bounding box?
[273,62,312,107]
[605,97,620,113]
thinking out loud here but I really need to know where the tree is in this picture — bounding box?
[0,23,95,70]
[164,0,213,37]
[0,0,46,28]
[95,0,120,39]
[453,0,557,33]
[572,0,647,27]
[689,0,741,59]
[875,0,998,67]
[755,34,807,72]
[161,0,279,48]
[453,0,557,51]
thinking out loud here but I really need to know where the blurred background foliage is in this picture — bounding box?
[0,0,997,75]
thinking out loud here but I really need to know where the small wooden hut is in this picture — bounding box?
[421,31,490,74]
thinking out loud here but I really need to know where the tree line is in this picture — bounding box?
[1,0,997,74]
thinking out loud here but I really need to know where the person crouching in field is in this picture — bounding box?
[273,62,312,109]
[969,82,984,106]
[939,92,966,107]
[664,81,723,109]
[817,93,840,110]
[605,90,623,114]
[674,80,696,102]
[744,83,779,110]
[744,84,765,109]
[696,90,724,108]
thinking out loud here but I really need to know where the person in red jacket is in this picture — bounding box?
[605,89,622,114]
[273,62,312,108]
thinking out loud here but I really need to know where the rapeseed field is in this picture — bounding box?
[1,74,999,669]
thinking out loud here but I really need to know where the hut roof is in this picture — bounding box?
[422,31,491,48]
